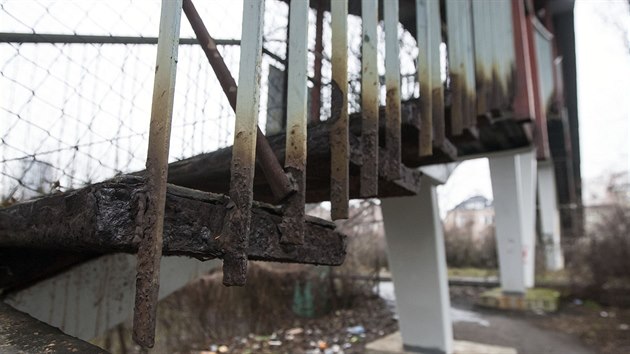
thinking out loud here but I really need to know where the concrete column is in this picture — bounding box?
[489,150,537,294]
[537,161,565,271]
[381,176,453,354]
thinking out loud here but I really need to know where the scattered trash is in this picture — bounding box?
[347,325,365,335]
[318,340,328,349]
[600,311,609,318]
[286,327,304,336]
[217,345,229,353]
[619,323,629,331]
[573,299,583,305]
[331,344,342,352]
[268,340,282,346]
[209,344,218,352]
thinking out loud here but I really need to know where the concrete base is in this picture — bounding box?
[366,332,517,354]
[477,287,560,312]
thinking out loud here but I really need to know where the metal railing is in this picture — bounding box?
[1,0,564,348]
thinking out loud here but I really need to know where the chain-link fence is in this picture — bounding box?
[1,0,420,203]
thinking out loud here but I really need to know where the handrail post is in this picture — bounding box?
[132,0,182,347]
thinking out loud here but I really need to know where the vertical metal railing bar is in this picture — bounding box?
[461,0,476,130]
[310,0,324,124]
[182,0,294,204]
[383,0,402,180]
[472,0,490,116]
[221,0,265,286]
[511,0,535,120]
[132,0,182,348]
[429,0,445,146]
[496,0,508,109]
[279,0,309,245]
[330,0,349,220]
[446,0,463,136]
[416,0,433,157]
[503,0,516,106]
[359,0,379,197]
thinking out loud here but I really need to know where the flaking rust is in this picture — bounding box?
[360,0,379,197]
[330,0,349,220]
[385,87,402,180]
[132,0,182,347]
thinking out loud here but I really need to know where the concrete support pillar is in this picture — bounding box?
[489,150,537,294]
[537,161,565,271]
[381,176,453,354]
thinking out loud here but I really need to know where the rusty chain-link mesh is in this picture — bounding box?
[1,0,419,203]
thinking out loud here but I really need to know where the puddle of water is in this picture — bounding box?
[375,281,490,327]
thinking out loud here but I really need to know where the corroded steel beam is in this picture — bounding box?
[360,0,379,196]
[383,0,402,180]
[0,176,347,265]
[182,0,294,203]
[280,0,309,245]
[330,0,349,220]
[133,0,182,347]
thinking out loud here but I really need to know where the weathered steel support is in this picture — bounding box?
[280,0,309,245]
[182,0,294,204]
[360,0,379,196]
[416,0,432,156]
[133,0,182,347]
[383,0,402,180]
[330,0,349,220]
[221,0,266,287]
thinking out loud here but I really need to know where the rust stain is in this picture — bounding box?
[329,80,348,220]
[384,87,401,180]
[419,82,433,157]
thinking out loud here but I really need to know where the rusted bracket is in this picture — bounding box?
[182,0,295,204]
[132,0,182,348]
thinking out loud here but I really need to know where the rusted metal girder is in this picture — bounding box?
[383,0,402,180]
[182,0,294,204]
[133,0,182,348]
[280,0,309,245]
[330,0,349,220]
[360,0,379,197]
